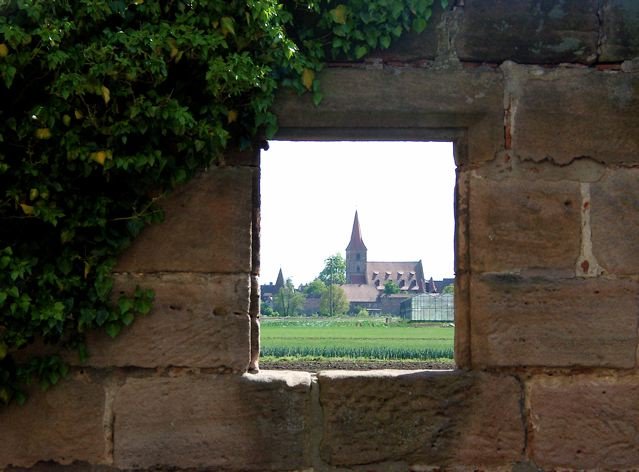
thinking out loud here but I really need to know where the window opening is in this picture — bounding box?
[259,141,456,371]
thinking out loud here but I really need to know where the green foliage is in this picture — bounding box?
[318,253,346,286]
[304,278,327,297]
[319,284,349,316]
[355,307,369,317]
[273,278,306,316]
[384,279,401,294]
[261,303,276,316]
[0,0,439,405]
[442,283,454,294]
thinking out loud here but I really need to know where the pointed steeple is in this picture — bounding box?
[345,211,368,284]
[346,210,367,251]
[275,268,284,290]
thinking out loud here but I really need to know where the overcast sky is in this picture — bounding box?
[260,141,456,286]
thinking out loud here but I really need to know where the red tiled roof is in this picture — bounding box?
[341,284,379,303]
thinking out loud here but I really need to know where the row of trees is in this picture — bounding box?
[268,277,349,317]
[266,254,349,316]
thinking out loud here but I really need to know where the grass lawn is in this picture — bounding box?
[260,317,454,360]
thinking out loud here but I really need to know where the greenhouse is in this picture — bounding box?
[400,293,454,322]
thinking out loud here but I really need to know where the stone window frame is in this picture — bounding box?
[265,127,470,368]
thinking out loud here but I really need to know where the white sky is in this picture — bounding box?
[260,141,456,286]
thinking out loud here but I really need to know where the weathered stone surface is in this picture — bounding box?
[506,63,639,165]
[469,175,581,273]
[591,168,639,276]
[113,371,312,470]
[454,271,470,369]
[601,0,639,62]
[319,370,524,467]
[273,67,504,166]
[115,167,254,273]
[0,376,107,469]
[530,374,639,469]
[457,0,599,64]
[471,275,639,368]
[83,273,250,371]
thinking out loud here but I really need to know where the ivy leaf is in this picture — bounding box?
[101,85,110,105]
[118,297,134,314]
[221,17,236,37]
[354,46,368,59]
[412,17,428,33]
[105,323,121,338]
[441,0,449,8]
[301,68,315,91]
[20,204,34,215]
[34,128,52,140]
[0,388,9,404]
[329,5,348,24]
[121,312,134,326]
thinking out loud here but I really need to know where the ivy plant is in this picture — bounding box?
[0,0,446,405]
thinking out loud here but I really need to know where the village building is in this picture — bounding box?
[261,212,453,316]
[341,211,430,315]
[260,267,284,305]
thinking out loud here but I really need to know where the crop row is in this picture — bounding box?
[260,345,454,360]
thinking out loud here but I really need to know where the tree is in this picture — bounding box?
[319,284,349,316]
[355,308,370,318]
[273,279,306,317]
[442,284,455,295]
[318,253,346,286]
[305,278,327,297]
[261,304,276,317]
[384,280,401,295]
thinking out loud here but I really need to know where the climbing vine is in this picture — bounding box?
[0,0,447,405]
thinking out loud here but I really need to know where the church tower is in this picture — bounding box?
[345,211,367,284]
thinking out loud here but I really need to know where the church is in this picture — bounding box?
[341,211,430,315]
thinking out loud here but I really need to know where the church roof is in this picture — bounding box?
[275,268,284,290]
[346,211,367,251]
[367,261,426,292]
[341,284,379,303]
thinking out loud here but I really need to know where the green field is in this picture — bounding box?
[260,318,454,360]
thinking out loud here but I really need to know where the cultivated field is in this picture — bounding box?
[260,317,454,361]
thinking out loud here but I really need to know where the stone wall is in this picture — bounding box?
[2,1,639,470]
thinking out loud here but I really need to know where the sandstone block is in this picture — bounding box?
[113,371,312,470]
[591,168,639,276]
[529,374,639,469]
[454,271,471,369]
[82,273,250,371]
[273,67,504,166]
[115,167,254,273]
[469,175,581,273]
[457,0,598,64]
[471,275,638,368]
[601,0,639,62]
[506,63,639,165]
[0,375,107,469]
[319,370,524,467]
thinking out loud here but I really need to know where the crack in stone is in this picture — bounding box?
[576,182,605,278]
[595,0,606,63]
